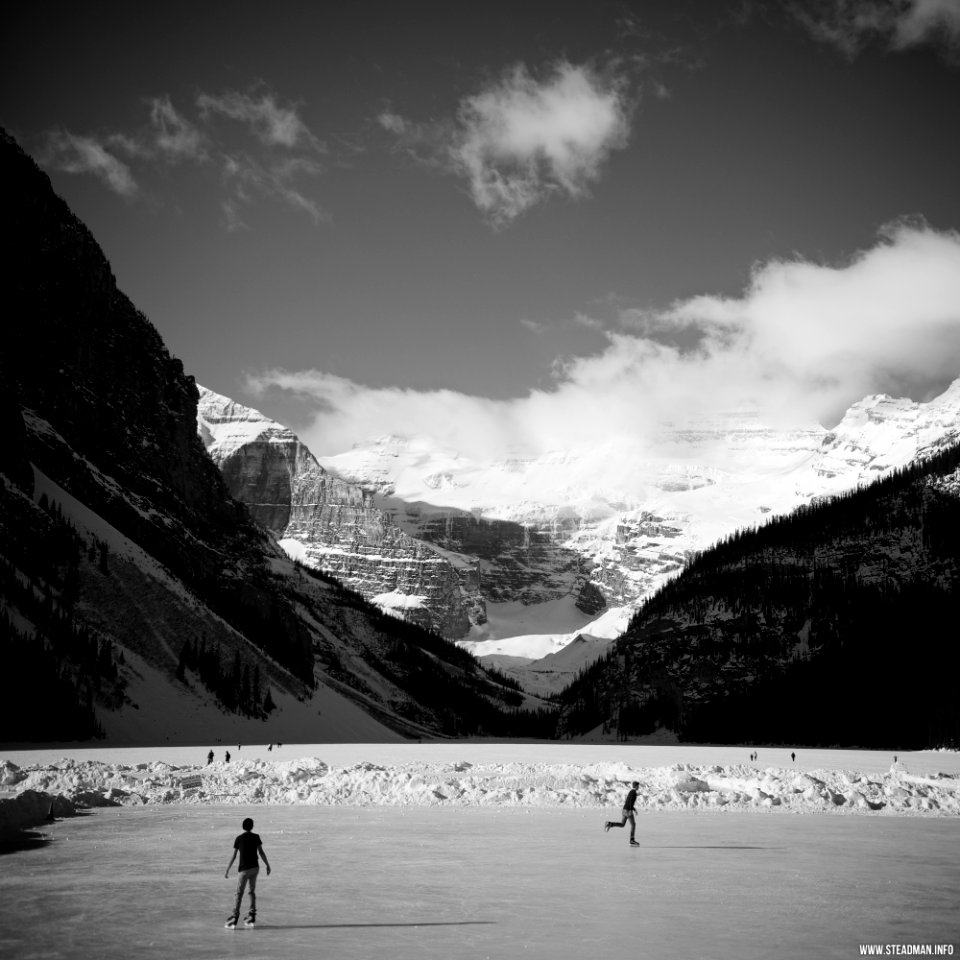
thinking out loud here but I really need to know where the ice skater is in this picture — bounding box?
[604,781,640,846]
[224,817,271,928]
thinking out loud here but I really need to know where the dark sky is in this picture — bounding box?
[3,0,960,453]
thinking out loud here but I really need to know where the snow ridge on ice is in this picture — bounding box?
[2,757,957,822]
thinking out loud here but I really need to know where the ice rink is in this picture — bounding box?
[1,804,957,960]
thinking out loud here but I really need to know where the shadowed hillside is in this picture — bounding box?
[556,445,960,749]
[0,128,551,743]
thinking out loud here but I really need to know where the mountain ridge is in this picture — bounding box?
[555,444,960,748]
[0,128,544,744]
[199,376,960,694]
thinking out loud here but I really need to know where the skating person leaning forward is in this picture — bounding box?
[224,817,271,927]
[604,782,640,846]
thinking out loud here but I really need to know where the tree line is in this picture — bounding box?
[555,442,960,749]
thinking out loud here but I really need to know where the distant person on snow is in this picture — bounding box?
[604,781,640,846]
[207,750,214,765]
[225,750,231,763]
[224,817,271,928]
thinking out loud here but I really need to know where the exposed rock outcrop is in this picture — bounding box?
[575,581,606,616]
[197,388,482,637]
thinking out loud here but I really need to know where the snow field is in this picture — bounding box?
[1,805,958,960]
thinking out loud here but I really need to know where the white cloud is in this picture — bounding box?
[382,61,632,225]
[149,96,207,160]
[40,88,328,226]
[221,198,249,232]
[650,222,960,421]
[197,90,323,150]
[41,131,138,197]
[893,0,960,48]
[572,312,605,331]
[221,153,328,225]
[786,0,960,58]
[377,111,409,136]
[250,224,960,456]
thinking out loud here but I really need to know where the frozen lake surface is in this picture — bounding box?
[1,805,958,960]
[1,744,958,958]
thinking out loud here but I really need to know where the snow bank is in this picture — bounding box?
[2,757,957,816]
[0,790,76,835]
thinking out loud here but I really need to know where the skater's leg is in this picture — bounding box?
[232,872,249,920]
[627,811,636,842]
[247,868,258,917]
[609,809,629,829]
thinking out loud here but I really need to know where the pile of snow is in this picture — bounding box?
[3,757,958,817]
[0,790,76,835]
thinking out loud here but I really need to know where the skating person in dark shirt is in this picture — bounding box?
[224,817,271,927]
[604,782,640,846]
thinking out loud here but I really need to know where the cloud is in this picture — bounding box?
[377,111,410,137]
[785,0,960,59]
[197,90,324,150]
[40,131,138,197]
[382,61,632,225]
[520,317,548,334]
[39,87,328,226]
[572,312,606,331]
[894,0,960,48]
[221,153,328,226]
[149,95,207,160]
[250,224,960,457]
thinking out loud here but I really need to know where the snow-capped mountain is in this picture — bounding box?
[194,376,960,693]
[811,380,960,479]
[195,376,960,695]
[318,385,960,667]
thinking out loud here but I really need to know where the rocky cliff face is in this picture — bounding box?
[197,388,482,637]
[0,128,535,742]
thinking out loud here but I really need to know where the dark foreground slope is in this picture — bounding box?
[0,129,548,743]
[557,446,960,749]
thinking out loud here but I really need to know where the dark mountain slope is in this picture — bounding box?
[556,445,960,749]
[0,129,546,743]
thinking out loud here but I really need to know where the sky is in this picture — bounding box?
[3,0,960,456]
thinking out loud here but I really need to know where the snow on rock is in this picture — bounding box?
[1,758,957,817]
[0,761,24,786]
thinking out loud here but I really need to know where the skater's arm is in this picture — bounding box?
[258,844,271,875]
[225,850,237,878]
